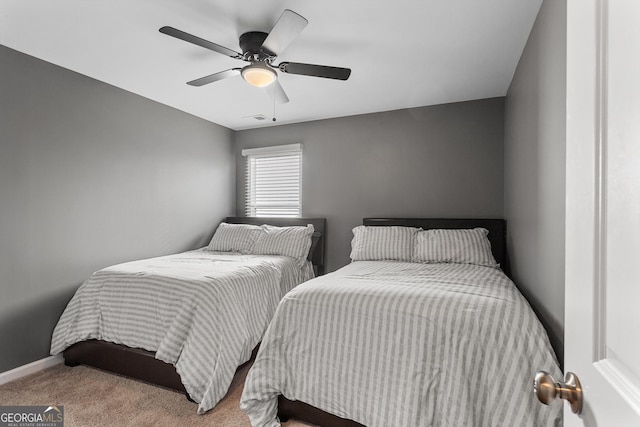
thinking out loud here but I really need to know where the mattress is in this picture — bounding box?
[50,249,313,414]
[240,261,563,427]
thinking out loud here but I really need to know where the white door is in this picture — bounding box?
[564,0,640,425]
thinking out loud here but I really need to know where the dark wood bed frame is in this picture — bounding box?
[62,216,326,400]
[276,218,508,427]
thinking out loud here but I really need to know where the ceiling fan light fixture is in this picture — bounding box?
[241,63,277,87]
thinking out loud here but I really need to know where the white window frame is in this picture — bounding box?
[242,143,303,218]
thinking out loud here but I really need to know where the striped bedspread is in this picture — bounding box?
[240,261,563,427]
[50,249,313,414]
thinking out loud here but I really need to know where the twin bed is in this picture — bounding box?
[52,218,562,427]
[241,218,562,427]
[51,217,326,414]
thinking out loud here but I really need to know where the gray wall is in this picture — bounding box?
[235,98,505,272]
[503,0,566,364]
[0,45,235,372]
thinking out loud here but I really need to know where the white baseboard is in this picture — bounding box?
[0,355,64,385]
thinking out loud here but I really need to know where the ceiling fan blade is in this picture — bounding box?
[261,10,308,56]
[187,69,241,87]
[278,62,351,81]
[160,26,242,59]
[264,80,290,104]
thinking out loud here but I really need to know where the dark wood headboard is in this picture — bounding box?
[225,217,327,275]
[363,218,509,277]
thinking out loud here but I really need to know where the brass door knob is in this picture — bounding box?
[534,371,583,414]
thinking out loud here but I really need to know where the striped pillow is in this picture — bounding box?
[252,224,315,264]
[412,228,499,267]
[207,223,262,254]
[350,225,419,262]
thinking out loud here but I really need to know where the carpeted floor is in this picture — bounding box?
[0,362,313,426]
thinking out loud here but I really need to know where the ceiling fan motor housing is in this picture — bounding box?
[239,31,272,61]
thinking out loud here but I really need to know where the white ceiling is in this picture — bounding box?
[0,0,542,131]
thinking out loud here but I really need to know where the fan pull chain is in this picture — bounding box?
[272,83,277,122]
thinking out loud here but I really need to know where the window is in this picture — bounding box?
[242,144,302,217]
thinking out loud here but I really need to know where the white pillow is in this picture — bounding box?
[207,222,262,254]
[350,225,419,262]
[252,224,315,263]
[412,228,499,267]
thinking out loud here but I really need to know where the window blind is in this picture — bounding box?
[242,144,302,217]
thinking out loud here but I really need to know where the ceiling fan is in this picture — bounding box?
[159,9,351,103]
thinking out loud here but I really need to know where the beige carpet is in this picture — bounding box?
[0,363,312,427]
